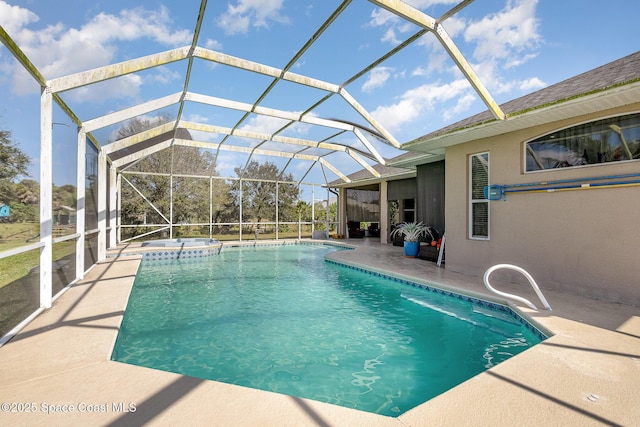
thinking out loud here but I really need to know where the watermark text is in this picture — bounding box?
[2,402,137,414]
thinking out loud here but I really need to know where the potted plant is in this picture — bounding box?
[390,221,434,258]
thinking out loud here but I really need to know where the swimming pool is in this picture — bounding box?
[112,243,545,416]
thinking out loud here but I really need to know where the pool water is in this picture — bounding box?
[111,244,544,416]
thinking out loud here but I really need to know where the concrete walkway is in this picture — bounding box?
[0,239,638,426]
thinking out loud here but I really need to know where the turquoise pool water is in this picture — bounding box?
[111,244,545,416]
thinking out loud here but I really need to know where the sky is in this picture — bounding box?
[0,0,639,189]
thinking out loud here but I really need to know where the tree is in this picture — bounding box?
[116,114,230,236]
[295,200,311,222]
[211,178,235,226]
[117,115,173,228]
[0,123,31,205]
[313,199,337,222]
[14,179,39,205]
[9,179,39,222]
[53,184,76,208]
[231,161,300,225]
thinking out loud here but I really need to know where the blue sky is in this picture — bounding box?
[1,0,639,187]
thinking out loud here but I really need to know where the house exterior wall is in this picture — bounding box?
[444,103,640,305]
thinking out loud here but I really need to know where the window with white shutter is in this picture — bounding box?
[469,152,489,239]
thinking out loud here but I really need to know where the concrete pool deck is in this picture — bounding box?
[0,239,638,426]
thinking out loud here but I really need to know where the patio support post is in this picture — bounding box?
[311,185,315,234]
[326,187,330,235]
[108,166,117,248]
[380,181,389,244]
[97,150,107,261]
[76,128,86,279]
[209,177,213,239]
[39,86,53,309]
[169,144,175,240]
[239,180,243,241]
[116,174,122,243]
[169,173,173,239]
[338,188,347,237]
[297,190,301,239]
[275,182,279,240]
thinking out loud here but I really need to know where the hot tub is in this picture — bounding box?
[137,238,223,260]
[141,238,219,248]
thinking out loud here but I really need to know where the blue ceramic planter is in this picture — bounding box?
[403,241,420,257]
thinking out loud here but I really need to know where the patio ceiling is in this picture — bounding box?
[1,0,504,185]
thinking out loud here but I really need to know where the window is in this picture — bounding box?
[469,152,489,239]
[403,198,415,222]
[525,112,640,172]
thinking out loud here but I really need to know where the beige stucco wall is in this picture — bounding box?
[445,103,640,305]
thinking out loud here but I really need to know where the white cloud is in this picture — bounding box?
[205,38,223,51]
[518,77,546,91]
[442,93,476,121]
[368,7,397,28]
[371,79,471,132]
[468,58,545,96]
[368,0,545,136]
[188,114,210,123]
[215,152,244,177]
[147,67,181,85]
[368,5,418,44]
[505,53,538,69]
[0,1,39,34]
[32,73,142,106]
[1,3,192,97]
[188,129,224,144]
[217,0,289,35]
[236,111,317,145]
[412,66,429,77]
[411,48,449,76]
[440,16,466,38]
[244,114,289,133]
[81,6,191,46]
[464,0,540,62]
[404,0,459,7]
[381,28,400,45]
[369,0,459,28]
[362,67,393,93]
[286,120,312,136]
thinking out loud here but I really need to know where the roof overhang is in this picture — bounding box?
[327,168,415,189]
[402,80,640,153]
[388,153,445,168]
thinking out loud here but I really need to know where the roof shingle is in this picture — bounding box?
[407,50,640,144]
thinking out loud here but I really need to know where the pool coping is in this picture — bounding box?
[0,239,638,425]
[108,238,356,260]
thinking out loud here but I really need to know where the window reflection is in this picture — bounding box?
[526,113,640,171]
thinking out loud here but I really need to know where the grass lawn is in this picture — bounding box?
[1,223,80,288]
[0,222,39,252]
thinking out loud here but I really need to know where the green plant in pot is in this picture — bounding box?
[390,221,434,257]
